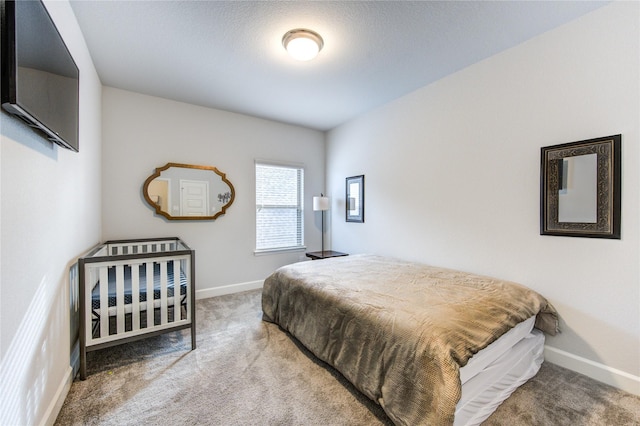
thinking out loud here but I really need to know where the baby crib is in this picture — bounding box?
[78,237,195,380]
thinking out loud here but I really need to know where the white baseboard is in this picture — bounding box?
[544,345,640,396]
[41,366,72,426]
[196,280,264,300]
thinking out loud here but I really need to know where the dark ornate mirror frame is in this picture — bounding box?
[540,135,621,238]
[143,162,235,221]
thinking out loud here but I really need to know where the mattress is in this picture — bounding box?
[456,317,544,426]
[460,315,536,384]
[91,262,187,313]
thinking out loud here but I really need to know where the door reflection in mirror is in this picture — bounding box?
[180,179,209,216]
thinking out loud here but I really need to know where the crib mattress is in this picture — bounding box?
[91,262,187,310]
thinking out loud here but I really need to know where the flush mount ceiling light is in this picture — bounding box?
[282,28,324,61]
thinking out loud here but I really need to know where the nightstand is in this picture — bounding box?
[305,250,349,260]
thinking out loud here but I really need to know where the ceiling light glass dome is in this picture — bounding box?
[282,29,324,61]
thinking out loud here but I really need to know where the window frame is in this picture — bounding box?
[254,160,306,254]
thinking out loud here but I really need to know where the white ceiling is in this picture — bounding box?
[69,1,608,131]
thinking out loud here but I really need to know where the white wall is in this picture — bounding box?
[0,1,102,425]
[327,2,639,393]
[101,88,325,297]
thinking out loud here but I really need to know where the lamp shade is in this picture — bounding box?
[313,196,330,211]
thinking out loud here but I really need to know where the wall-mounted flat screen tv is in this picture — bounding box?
[1,0,80,152]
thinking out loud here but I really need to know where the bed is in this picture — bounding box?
[78,237,196,380]
[261,254,558,425]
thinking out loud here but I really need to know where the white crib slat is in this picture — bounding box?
[146,262,154,328]
[131,264,140,331]
[184,258,190,322]
[172,260,180,321]
[115,265,125,334]
[99,267,109,338]
[160,261,168,324]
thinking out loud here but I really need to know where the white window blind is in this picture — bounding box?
[255,162,304,252]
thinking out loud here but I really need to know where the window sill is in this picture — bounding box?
[254,246,306,256]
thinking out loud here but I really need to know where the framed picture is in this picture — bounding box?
[540,134,621,238]
[346,175,364,223]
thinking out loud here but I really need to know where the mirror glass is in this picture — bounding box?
[558,153,597,223]
[143,163,235,220]
[348,183,360,216]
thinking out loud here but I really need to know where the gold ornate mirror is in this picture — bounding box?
[143,163,235,220]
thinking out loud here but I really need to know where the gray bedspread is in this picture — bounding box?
[262,254,558,426]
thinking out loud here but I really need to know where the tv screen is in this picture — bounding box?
[1,0,79,152]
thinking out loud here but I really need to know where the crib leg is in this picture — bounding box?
[191,322,196,350]
[80,345,87,380]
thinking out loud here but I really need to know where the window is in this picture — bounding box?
[255,162,304,252]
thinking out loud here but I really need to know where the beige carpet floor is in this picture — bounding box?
[56,289,640,425]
